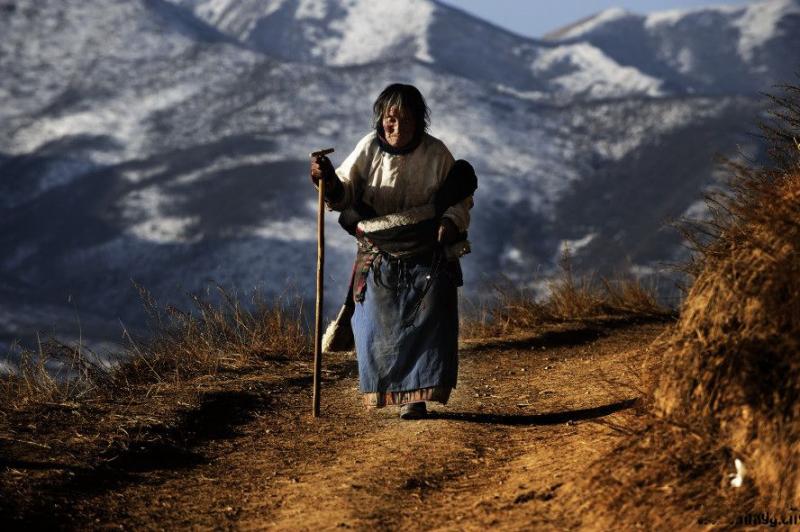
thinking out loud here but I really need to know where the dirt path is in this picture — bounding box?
[57,320,666,530]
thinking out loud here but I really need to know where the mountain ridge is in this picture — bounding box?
[0,0,794,350]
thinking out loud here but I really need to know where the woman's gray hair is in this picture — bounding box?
[372,84,430,137]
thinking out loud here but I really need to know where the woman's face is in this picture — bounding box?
[382,105,416,149]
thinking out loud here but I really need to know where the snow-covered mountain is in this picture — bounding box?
[167,0,666,99]
[546,1,800,94]
[1,0,797,349]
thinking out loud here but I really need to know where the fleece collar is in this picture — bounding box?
[356,204,436,235]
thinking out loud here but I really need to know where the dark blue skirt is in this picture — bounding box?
[352,253,459,405]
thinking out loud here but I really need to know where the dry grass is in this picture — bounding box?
[115,282,309,387]
[0,282,312,524]
[461,250,672,338]
[567,416,755,530]
[575,81,800,523]
[3,253,669,412]
[1,282,310,412]
[0,335,110,408]
[647,84,800,510]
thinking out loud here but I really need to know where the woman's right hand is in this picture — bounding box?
[310,155,335,187]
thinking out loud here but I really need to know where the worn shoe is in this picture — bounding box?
[399,401,427,420]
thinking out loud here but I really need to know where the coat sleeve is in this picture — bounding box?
[436,144,472,233]
[326,133,373,211]
[442,196,473,233]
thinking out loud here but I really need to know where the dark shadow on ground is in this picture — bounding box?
[460,315,674,353]
[0,355,367,527]
[427,398,638,426]
[0,372,299,527]
[0,458,93,473]
[322,358,359,380]
[98,389,267,474]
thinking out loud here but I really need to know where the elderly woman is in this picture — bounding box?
[310,84,475,420]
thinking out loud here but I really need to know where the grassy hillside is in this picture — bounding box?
[572,82,800,528]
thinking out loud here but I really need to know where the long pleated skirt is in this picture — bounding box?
[352,254,459,408]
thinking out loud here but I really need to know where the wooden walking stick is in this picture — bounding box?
[310,148,334,417]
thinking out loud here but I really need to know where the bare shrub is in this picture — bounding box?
[461,249,671,338]
[114,281,310,387]
[1,282,310,410]
[0,335,110,408]
[546,248,606,319]
[600,276,667,318]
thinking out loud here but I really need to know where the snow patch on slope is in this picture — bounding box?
[682,199,710,220]
[533,44,663,99]
[735,0,800,60]
[555,233,597,261]
[251,218,316,242]
[12,84,199,161]
[176,0,436,65]
[121,186,200,244]
[295,0,328,19]
[128,216,199,244]
[324,0,435,64]
[645,0,800,61]
[194,0,284,37]
[644,4,739,27]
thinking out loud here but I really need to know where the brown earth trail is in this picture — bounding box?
[14,320,667,530]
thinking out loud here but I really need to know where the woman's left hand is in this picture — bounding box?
[437,218,459,244]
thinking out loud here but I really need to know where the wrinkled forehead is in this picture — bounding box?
[380,95,411,118]
[383,106,405,119]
